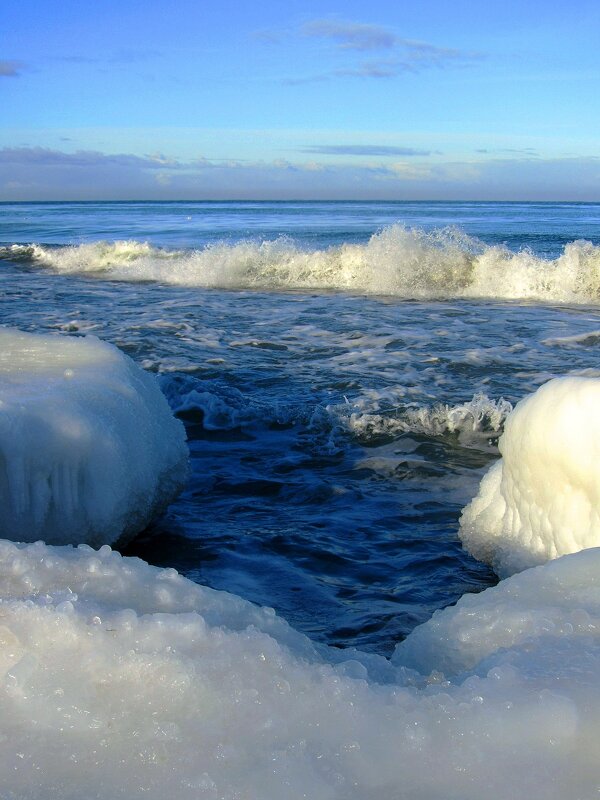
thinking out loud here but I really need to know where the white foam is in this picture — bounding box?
[542,330,600,347]
[160,374,513,449]
[5,226,600,302]
[2,538,600,798]
[459,376,600,576]
[0,328,188,546]
[332,390,512,446]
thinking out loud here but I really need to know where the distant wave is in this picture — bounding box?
[3,225,600,302]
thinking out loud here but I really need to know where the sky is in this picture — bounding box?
[1,0,600,200]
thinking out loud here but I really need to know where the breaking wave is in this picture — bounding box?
[333,390,512,445]
[3,226,600,302]
[160,374,511,447]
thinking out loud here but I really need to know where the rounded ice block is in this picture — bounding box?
[460,376,600,576]
[0,328,188,546]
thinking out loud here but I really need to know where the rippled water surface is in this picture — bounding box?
[2,200,600,655]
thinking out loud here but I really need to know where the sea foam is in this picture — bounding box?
[332,389,512,445]
[160,373,512,448]
[4,225,600,302]
[0,328,188,546]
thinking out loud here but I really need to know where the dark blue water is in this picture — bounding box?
[2,201,600,655]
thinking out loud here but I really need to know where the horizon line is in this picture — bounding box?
[2,197,600,204]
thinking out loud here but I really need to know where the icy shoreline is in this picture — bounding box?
[1,332,600,798]
[1,538,599,799]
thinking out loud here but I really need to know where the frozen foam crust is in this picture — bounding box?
[2,539,600,800]
[459,376,600,577]
[0,329,188,546]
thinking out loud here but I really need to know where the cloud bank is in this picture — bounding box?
[1,146,599,202]
[301,145,434,157]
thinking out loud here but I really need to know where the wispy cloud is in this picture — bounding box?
[301,19,474,68]
[52,50,160,67]
[500,147,539,156]
[275,18,483,83]
[301,145,434,157]
[0,60,24,77]
[333,60,400,79]
[301,20,396,51]
[0,147,172,169]
[476,147,539,156]
[0,147,267,175]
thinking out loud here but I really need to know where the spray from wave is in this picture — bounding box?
[332,390,512,446]
[3,225,600,302]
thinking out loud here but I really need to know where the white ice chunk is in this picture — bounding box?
[459,376,600,576]
[0,328,188,546]
[2,539,600,799]
[394,546,600,677]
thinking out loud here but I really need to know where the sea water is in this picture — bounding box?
[1,200,600,657]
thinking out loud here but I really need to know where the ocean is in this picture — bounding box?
[1,200,600,657]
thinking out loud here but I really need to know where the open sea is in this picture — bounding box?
[2,200,600,657]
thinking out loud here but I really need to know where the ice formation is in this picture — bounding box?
[0,328,188,546]
[393,545,600,677]
[1,538,600,799]
[459,376,600,576]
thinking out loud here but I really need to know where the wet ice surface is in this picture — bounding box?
[3,538,600,800]
[3,257,600,653]
[0,329,187,547]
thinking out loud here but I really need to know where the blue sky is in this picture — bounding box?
[1,0,599,200]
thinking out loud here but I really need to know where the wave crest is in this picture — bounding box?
[4,226,600,302]
[331,390,512,445]
[159,375,510,450]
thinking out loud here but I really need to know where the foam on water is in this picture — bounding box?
[160,373,512,449]
[4,225,600,302]
[332,389,512,446]
[0,329,188,547]
[542,330,600,347]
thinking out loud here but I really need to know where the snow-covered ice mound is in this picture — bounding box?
[0,328,187,546]
[459,376,600,576]
[2,538,600,799]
